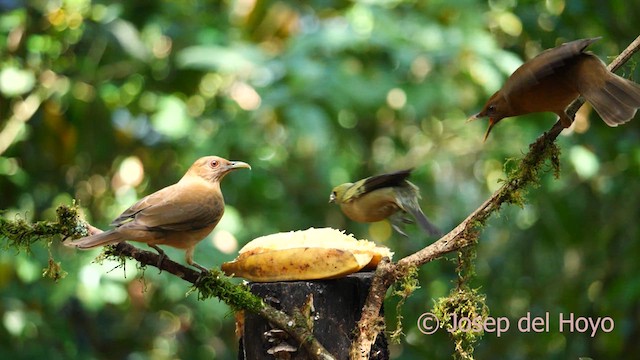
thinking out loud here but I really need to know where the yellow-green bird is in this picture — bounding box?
[329,169,441,237]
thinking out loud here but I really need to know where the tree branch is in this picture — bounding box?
[350,34,640,360]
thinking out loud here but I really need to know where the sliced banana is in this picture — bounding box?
[221,227,393,282]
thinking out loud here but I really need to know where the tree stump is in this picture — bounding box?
[238,272,388,360]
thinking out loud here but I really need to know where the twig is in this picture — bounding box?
[349,35,640,360]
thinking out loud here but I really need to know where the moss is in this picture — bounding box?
[389,265,420,343]
[0,203,89,251]
[1,216,52,252]
[292,305,318,345]
[491,141,562,213]
[189,269,265,313]
[433,287,488,360]
[433,247,488,360]
[300,294,315,331]
[101,245,128,266]
[455,248,476,286]
[55,203,92,239]
[42,257,68,282]
[0,203,91,281]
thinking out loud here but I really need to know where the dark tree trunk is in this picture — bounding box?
[238,272,388,360]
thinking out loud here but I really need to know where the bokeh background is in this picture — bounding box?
[1,0,639,359]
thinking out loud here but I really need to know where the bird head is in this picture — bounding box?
[329,183,353,204]
[187,156,251,183]
[468,91,510,141]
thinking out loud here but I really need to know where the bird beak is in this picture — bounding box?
[466,113,482,123]
[483,119,496,142]
[467,112,494,142]
[329,193,336,203]
[227,161,251,171]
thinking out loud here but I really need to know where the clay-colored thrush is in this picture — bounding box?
[66,156,251,272]
[471,37,640,140]
[329,169,440,237]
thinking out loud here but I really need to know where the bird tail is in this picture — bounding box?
[64,230,123,249]
[395,182,442,237]
[407,207,442,237]
[581,70,640,126]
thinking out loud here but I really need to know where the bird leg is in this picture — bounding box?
[190,261,211,273]
[389,217,409,238]
[185,247,210,274]
[391,223,409,237]
[558,111,574,128]
[389,213,413,237]
[149,244,167,273]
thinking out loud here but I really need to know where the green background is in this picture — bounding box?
[1,0,639,358]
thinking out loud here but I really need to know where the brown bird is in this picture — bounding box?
[470,37,640,141]
[329,169,441,237]
[65,156,251,272]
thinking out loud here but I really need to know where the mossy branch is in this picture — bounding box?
[0,204,91,252]
[350,34,640,360]
[0,204,336,360]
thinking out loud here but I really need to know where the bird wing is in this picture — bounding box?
[110,185,175,226]
[503,37,601,96]
[345,169,413,201]
[110,183,222,232]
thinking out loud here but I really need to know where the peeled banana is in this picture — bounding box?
[221,227,393,282]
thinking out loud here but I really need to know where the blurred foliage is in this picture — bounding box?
[1,0,640,359]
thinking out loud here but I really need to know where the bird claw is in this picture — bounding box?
[156,255,166,274]
[149,244,167,274]
[391,223,409,237]
[191,262,210,274]
[192,265,211,286]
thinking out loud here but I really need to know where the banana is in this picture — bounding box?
[221,227,393,282]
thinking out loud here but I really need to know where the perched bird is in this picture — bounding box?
[66,156,251,272]
[470,37,640,141]
[329,169,440,237]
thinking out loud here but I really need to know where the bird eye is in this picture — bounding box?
[487,105,496,113]
[209,160,219,168]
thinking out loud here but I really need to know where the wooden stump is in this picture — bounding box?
[238,272,388,360]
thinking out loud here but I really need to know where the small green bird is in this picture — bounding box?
[329,169,441,237]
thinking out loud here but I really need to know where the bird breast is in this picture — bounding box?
[340,188,400,223]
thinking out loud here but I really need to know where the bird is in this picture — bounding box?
[470,37,640,141]
[65,156,251,272]
[329,169,441,237]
